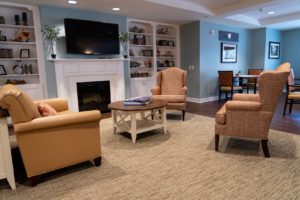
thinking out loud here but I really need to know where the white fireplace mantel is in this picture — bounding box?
[53,59,126,112]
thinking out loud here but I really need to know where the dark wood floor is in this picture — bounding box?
[186,94,300,135]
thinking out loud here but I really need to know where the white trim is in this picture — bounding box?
[187,96,218,103]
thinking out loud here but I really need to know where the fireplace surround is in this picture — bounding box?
[53,59,126,112]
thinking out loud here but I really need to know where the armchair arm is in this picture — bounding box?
[232,94,261,102]
[226,101,262,111]
[151,86,161,95]
[14,110,101,133]
[34,98,69,112]
[181,86,188,95]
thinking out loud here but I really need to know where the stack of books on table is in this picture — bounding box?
[123,96,151,106]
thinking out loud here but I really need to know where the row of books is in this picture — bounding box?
[123,96,151,106]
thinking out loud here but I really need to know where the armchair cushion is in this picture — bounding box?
[38,102,58,117]
[34,98,68,112]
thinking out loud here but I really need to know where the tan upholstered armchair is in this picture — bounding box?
[151,67,187,120]
[215,63,290,157]
[0,84,102,186]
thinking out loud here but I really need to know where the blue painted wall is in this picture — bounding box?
[250,28,266,68]
[39,5,128,98]
[282,28,300,76]
[264,28,282,70]
[199,21,252,98]
[180,21,200,98]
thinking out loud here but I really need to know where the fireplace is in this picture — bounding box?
[77,81,111,113]
[53,59,125,112]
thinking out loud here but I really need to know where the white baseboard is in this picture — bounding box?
[187,96,218,103]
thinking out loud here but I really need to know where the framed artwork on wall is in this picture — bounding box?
[221,43,237,63]
[269,42,280,59]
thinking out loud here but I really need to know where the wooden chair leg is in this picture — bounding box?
[215,134,219,151]
[94,156,102,167]
[289,99,294,114]
[225,92,228,101]
[261,140,270,158]
[28,176,39,187]
[283,99,288,116]
[182,110,185,121]
[219,90,221,101]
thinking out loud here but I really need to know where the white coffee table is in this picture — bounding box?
[108,100,168,143]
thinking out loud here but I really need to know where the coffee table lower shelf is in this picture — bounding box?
[111,108,167,143]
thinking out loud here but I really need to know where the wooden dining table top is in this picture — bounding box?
[234,74,259,78]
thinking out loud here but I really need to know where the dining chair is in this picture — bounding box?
[218,70,243,101]
[283,68,300,116]
[244,69,263,93]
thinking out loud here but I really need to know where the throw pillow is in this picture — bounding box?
[38,102,57,117]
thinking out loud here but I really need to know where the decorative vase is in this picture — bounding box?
[51,54,56,59]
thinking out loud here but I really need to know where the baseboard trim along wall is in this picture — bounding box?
[186,96,218,103]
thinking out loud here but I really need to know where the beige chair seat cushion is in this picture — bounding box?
[215,104,226,125]
[152,95,185,103]
[288,92,300,100]
[220,86,242,92]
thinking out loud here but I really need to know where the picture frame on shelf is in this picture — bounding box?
[268,42,280,59]
[0,65,6,75]
[0,35,6,41]
[20,49,30,58]
[221,42,237,63]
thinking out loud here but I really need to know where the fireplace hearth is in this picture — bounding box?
[77,81,111,113]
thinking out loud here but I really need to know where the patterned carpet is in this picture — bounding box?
[1,113,300,200]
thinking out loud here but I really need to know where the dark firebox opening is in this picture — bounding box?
[77,81,111,113]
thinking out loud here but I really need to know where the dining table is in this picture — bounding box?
[233,74,260,94]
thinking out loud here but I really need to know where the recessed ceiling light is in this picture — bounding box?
[112,7,120,11]
[268,11,275,15]
[68,0,77,4]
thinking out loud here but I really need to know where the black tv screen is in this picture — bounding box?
[64,18,120,55]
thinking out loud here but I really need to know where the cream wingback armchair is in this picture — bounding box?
[215,63,290,157]
[151,67,188,120]
[0,84,102,186]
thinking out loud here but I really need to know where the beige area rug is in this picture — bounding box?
[1,113,300,200]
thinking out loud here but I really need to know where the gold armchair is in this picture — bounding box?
[215,63,290,157]
[151,67,187,120]
[283,68,300,115]
[0,84,102,186]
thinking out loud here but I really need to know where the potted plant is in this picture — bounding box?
[119,32,129,58]
[41,25,60,59]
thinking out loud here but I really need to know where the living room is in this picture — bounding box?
[0,0,299,199]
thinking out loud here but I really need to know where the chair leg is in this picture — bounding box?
[28,176,39,187]
[230,91,233,100]
[219,90,221,101]
[215,134,219,151]
[283,99,288,116]
[94,156,102,167]
[225,92,228,101]
[289,99,294,114]
[182,110,185,121]
[261,140,270,158]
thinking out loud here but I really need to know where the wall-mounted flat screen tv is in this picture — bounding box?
[64,18,120,55]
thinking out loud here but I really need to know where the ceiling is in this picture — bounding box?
[4,0,300,30]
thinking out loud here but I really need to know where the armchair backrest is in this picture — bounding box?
[218,71,233,87]
[157,67,187,95]
[287,68,295,92]
[258,65,290,112]
[0,84,41,124]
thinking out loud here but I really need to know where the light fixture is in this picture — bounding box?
[68,0,77,4]
[112,7,120,11]
[268,11,275,15]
